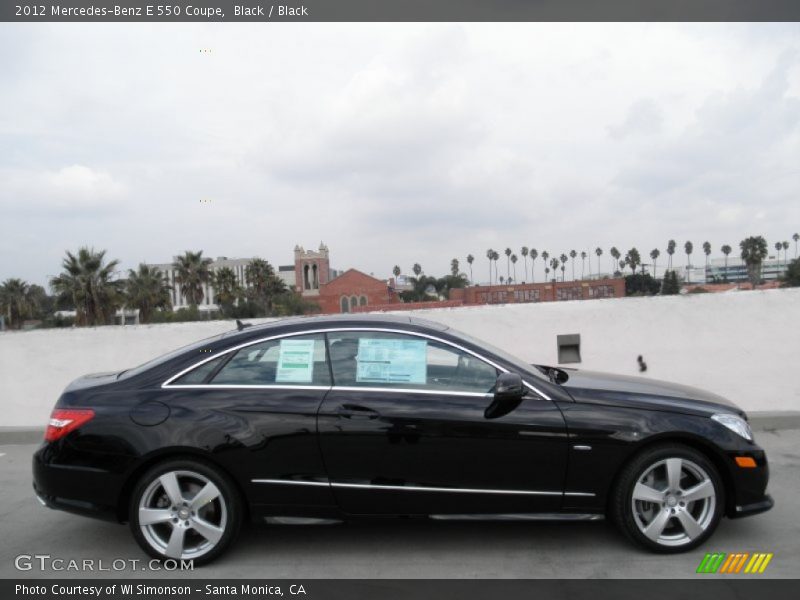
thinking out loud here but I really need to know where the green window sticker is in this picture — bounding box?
[276,339,316,383]
[356,338,427,384]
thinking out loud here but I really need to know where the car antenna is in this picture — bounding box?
[236,319,253,331]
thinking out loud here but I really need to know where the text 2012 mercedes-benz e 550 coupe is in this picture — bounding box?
[33,315,772,564]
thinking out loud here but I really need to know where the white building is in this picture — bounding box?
[706,256,788,284]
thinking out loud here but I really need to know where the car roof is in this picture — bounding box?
[233,313,450,336]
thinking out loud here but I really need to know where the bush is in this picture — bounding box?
[625,273,660,296]
[661,270,680,295]
[781,258,800,287]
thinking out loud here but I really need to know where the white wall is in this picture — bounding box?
[1,288,798,426]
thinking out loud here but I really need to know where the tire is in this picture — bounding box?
[611,443,724,553]
[129,458,242,565]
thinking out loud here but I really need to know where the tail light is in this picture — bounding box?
[44,408,95,442]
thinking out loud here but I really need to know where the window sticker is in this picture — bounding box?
[275,339,316,383]
[356,338,427,384]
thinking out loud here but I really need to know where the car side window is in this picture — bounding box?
[171,355,226,385]
[328,331,498,394]
[180,334,330,386]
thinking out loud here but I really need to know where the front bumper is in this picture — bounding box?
[730,494,774,519]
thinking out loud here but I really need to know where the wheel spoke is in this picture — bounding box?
[665,458,683,491]
[633,482,665,504]
[676,510,704,540]
[159,472,184,506]
[681,479,714,503]
[190,515,224,544]
[165,525,186,558]
[190,481,221,511]
[139,507,173,526]
[643,508,671,541]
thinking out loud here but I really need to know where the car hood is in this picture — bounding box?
[554,368,744,417]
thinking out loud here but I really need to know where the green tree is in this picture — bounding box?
[775,241,783,266]
[721,244,732,282]
[649,248,660,278]
[782,241,789,266]
[740,236,768,289]
[529,248,538,283]
[520,247,529,282]
[510,254,518,283]
[569,249,577,281]
[666,239,676,270]
[412,263,422,277]
[450,258,460,277]
[684,241,694,284]
[124,264,171,324]
[541,251,550,281]
[661,270,680,295]
[212,267,242,317]
[50,247,122,326]
[595,247,603,277]
[703,241,712,270]
[625,273,660,296]
[245,258,285,314]
[609,247,620,275]
[0,278,33,328]
[580,251,587,279]
[392,265,401,278]
[559,253,568,282]
[485,249,495,286]
[625,248,641,275]
[504,248,512,281]
[549,257,559,281]
[793,233,799,258]
[781,258,800,287]
[466,255,474,284]
[173,250,212,309]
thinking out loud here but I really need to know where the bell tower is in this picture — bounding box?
[294,242,331,296]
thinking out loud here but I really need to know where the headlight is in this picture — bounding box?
[711,413,753,441]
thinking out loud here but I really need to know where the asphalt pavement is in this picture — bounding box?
[1,429,798,579]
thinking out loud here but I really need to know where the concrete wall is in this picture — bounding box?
[1,288,798,426]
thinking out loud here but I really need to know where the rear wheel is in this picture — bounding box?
[129,458,241,565]
[611,444,724,553]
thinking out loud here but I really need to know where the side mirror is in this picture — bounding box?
[494,372,525,400]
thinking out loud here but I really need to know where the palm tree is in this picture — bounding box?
[124,264,171,324]
[580,251,587,279]
[466,255,474,283]
[245,258,285,313]
[625,248,641,275]
[568,250,576,281]
[486,249,494,285]
[619,259,626,274]
[666,239,676,270]
[173,250,212,309]
[541,251,550,281]
[510,254,518,283]
[549,257,559,282]
[504,248,512,281]
[492,251,501,284]
[412,263,422,277]
[650,249,660,278]
[450,258,460,277]
[783,241,790,265]
[793,233,799,258]
[545,266,551,281]
[560,254,568,282]
[530,249,538,283]
[684,241,694,284]
[721,244,732,282]
[0,278,33,329]
[499,275,505,285]
[595,247,603,278]
[520,247,529,282]
[610,247,620,275]
[50,247,122,326]
[740,236,768,289]
[774,242,783,266]
[392,265,401,279]
[703,241,712,270]
[212,267,241,316]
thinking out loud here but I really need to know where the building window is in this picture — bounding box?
[588,285,615,298]
[340,296,350,313]
[303,264,311,290]
[513,289,540,303]
[556,287,582,301]
[359,296,367,306]
[350,296,358,310]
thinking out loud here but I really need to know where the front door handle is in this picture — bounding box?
[337,404,380,419]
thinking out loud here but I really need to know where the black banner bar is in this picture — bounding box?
[3,0,800,23]
[4,579,800,600]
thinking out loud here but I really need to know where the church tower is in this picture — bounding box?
[294,242,331,296]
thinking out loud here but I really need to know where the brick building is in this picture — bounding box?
[449,278,625,304]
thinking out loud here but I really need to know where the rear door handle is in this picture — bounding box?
[337,404,380,419]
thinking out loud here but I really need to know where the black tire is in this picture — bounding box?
[129,458,242,565]
[611,443,724,553]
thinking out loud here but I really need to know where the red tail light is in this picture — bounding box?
[44,408,95,442]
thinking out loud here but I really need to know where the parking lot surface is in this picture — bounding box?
[1,429,797,579]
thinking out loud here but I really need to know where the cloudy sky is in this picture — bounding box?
[1,23,798,286]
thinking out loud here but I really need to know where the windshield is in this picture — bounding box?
[447,329,549,383]
[118,332,229,379]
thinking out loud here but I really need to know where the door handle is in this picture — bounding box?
[337,404,380,419]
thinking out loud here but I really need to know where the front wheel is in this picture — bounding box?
[129,458,242,565]
[611,444,724,553]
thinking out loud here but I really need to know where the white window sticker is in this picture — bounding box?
[275,339,316,383]
[356,338,427,384]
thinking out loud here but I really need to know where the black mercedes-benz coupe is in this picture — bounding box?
[33,314,772,564]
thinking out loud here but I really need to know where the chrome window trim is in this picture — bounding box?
[251,478,594,497]
[161,327,551,400]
